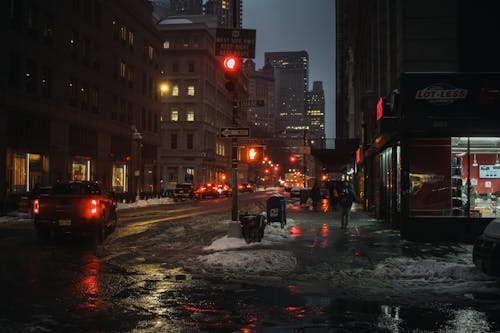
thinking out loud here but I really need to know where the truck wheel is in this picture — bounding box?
[108,212,118,233]
[36,225,50,241]
[94,222,105,245]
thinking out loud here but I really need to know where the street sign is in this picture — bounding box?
[215,28,256,59]
[220,127,250,138]
[236,100,265,108]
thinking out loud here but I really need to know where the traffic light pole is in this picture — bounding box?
[227,96,242,238]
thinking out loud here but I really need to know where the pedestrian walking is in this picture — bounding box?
[329,182,340,211]
[339,181,356,229]
[310,182,322,211]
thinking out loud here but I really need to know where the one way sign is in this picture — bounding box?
[220,127,250,138]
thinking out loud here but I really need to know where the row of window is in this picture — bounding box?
[170,134,194,150]
[8,54,52,98]
[112,19,158,65]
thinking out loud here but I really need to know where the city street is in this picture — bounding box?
[1,189,499,332]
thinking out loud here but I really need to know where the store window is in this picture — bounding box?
[10,152,45,192]
[452,137,500,218]
[409,137,500,218]
[112,163,127,192]
[72,158,91,181]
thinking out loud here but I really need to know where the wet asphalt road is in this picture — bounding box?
[1,191,500,332]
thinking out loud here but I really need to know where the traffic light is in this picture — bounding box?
[222,55,239,92]
[246,146,263,163]
[289,155,297,163]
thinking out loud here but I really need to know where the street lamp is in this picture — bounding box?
[131,126,143,200]
[160,82,170,96]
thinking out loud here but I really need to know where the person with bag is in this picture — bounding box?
[339,181,356,229]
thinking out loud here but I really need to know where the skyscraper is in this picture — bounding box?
[204,0,242,28]
[265,51,309,148]
[307,81,326,149]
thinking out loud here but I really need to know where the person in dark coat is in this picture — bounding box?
[310,182,322,211]
[339,181,356,229]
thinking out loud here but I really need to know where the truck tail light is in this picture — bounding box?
[90,199,98,215]
[33,199,39,215]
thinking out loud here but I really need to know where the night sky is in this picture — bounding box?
[243,0,336,140]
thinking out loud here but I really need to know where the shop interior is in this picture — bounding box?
[452,137,500,218]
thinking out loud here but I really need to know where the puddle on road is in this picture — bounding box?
[125,279,500,333]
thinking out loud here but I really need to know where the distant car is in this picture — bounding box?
[238,183,256,193]
[194,183,219,199]
[172,183,194,201]
[473,219,500,276]
[290,186,303,198]
[217,184,232,197]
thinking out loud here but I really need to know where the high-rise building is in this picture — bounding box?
[204,0,242,28]
[265,51,309,148]
[306,81,325,149]
[243,60,275,136]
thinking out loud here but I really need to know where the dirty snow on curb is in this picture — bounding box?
[196,217,298,274]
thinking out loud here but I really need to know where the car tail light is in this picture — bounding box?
[33,199,39,215]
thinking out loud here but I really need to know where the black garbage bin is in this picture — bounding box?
[266,194,286,228]
[239,214,266,243]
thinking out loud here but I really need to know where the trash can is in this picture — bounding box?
[266,194,286,228]
[239,214,266,243]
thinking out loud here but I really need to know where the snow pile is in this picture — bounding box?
[371,257,484,281]
[116,197,172,210]
[195,218,298,276]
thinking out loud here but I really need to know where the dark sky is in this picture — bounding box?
[243,0,336,139]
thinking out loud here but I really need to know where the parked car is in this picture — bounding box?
[473,218,500,276]
[172,183,194,201]
[194,183,219,199]
[32,181,117,243]
[217,184,232,197]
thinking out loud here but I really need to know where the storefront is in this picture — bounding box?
[6,150,49,193]
[367,73,500,241]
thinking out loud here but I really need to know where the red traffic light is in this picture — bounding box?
[289,155,297,163]
[223,56,238,71]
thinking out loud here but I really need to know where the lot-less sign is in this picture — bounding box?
[215,28,256,58]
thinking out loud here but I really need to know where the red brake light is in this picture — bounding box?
[33,199,39,215]
[90,199,98,215]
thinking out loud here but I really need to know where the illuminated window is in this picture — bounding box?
[120,61,126,79]
[172,85,179,96]
[187,110,194,121]
[120,25,127,41]
[170,110,178,121]
[148,45,154,60]
[128,31,134,47]
[163,40,170,49]
[187,85,195,96]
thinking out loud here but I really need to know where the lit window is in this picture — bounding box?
[170,110,178,121]
[163,40,170,49]
[172,85,179,96]
[120,61,126,78]
[187,85,195,96]
[120,25,127,41]
[187,110,194,121]
[148,45,153,60]
[128,31,134,47]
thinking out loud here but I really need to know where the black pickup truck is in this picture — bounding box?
[32,181,117,243]
[172,183,195,201]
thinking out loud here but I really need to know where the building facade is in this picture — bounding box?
[156,15,247,187]
[204,0,242,28]
[264,51,310,148]
[243,60,276,137]
[306,81,326,149]
[337,0,500,241]
[1,0,164,212]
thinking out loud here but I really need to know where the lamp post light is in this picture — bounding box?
[131,126,143,200]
